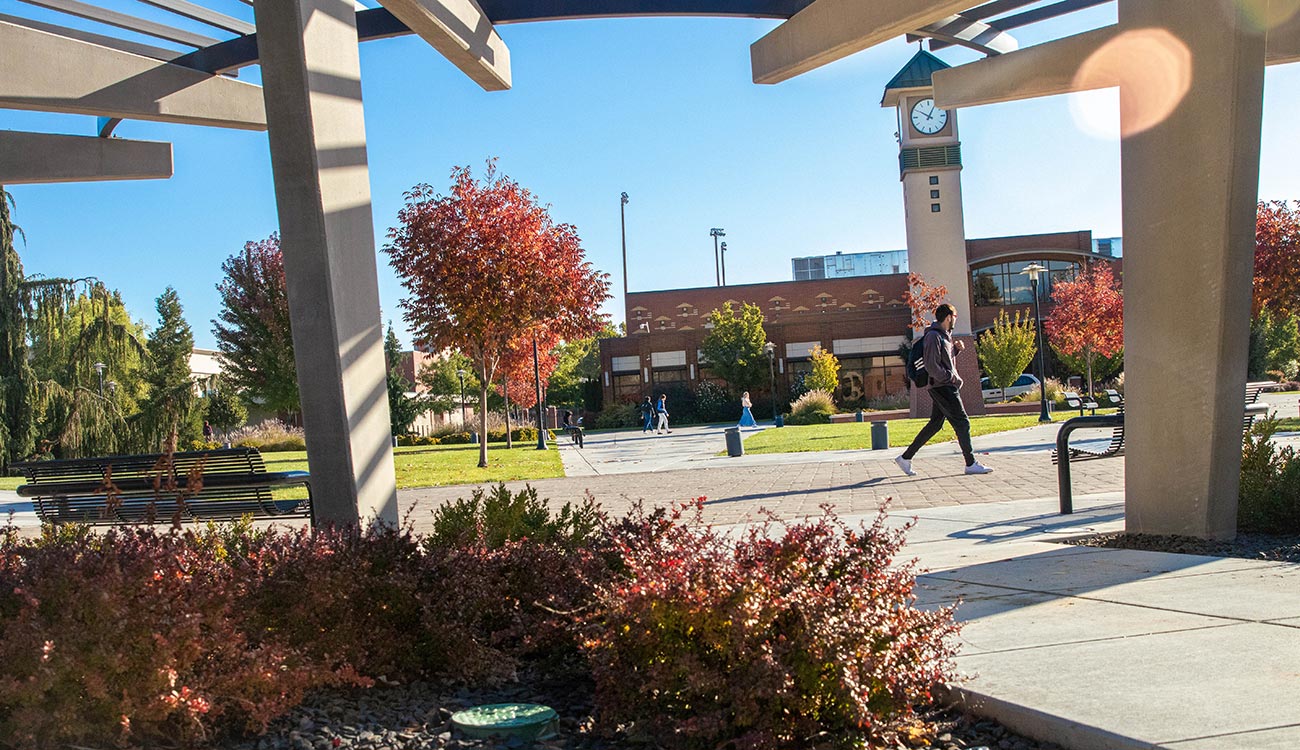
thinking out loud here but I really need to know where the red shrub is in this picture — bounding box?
[581,501,960,750]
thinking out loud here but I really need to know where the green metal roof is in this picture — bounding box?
[883,50,951,93]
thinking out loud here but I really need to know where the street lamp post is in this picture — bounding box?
[1020,263,1052,423]
[533,334,547,450]
[93,361,106,396]
[763,342,779,427]
[620,193,630,310]
[720,241,728,286]
[456,368,468,428]
[710,228,725,286]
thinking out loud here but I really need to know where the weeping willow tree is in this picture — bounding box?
[0,186,36,471]
[0,186,147,463]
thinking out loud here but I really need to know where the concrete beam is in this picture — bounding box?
[933,15,1300,110]
[0,21,266,130]
[0,131,172,184]
[751,0,976,84]
[377,0,511,91]
[253,0,399,528]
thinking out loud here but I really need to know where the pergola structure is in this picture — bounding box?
[2,0,1291,537]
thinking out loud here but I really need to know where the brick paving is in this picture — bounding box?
[400,441,1124,531]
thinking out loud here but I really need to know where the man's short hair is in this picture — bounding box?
[935,303,957,322]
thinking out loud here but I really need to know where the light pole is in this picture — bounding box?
[763,341,779,427]
[720,241,728,286]
[456,368,468,428]
[1021,263,1051,423]
[93,361,106,396]
[620,193,630,314]
[533,334,547,450]
[710,228,725,286]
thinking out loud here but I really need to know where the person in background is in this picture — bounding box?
[738,391,757,428]
[202,420,214,442]
[562,410,584,448]
[640,396,655,433]
[656,393,671,434]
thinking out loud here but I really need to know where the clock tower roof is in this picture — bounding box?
[881,50,951,106]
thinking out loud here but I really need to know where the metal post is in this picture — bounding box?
[93,361,106,396]
[720,241,728,286]
[710,228,725,287]
[620,193,629,311]
[533,334,547,450]
[457,369,468,429]
[503,373,512,449]
[1033,276,1051,423]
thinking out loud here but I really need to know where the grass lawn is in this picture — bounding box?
[1277,417,1300,431]
[740,410,1101,455]
[0,443,564,496]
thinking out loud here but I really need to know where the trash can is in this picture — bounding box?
[470,431,479,444]
[855,410,865,422]
[775,414,784,428]
[725,426,744,457]
[870,420,889,450]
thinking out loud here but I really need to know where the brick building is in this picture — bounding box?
[598,230,1120,409]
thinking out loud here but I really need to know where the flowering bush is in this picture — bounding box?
[582,501,960,749]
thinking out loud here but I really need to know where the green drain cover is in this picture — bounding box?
[450,703,559,741]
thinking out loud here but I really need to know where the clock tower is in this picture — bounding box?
[882,51,984,415]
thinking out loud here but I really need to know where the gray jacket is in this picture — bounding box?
[922,321,962,389]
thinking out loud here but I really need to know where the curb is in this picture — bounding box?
[937,684,1163,750]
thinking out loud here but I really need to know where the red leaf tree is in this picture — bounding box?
[385,161,610,467]
[902,273,949,332]
[1045,263,1123,398]
[495,329,562,410]
[1254,200,1300,318]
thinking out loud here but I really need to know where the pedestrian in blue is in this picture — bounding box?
[656,393,671,434]
[738,391,757,428]
[640,396,655,433]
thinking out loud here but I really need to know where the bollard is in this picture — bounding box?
[870,421,889,450]
[724,426,744,457]
[855,410,865,422]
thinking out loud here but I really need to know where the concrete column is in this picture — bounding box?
[1119,0,1265,539]
[253,0,398,527]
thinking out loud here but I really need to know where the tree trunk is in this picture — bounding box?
[1085,350,1095,400]
[504,374,512,449]
[478,363,490,468]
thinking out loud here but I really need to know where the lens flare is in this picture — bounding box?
[1073,28,1192,138]
[1230,0,1300,32]
[1068,87,1121,141]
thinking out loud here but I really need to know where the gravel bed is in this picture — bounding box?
[227,666,1061,750]
[1064,531,1300,562]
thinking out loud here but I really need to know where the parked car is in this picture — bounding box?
[981,373,1040,402]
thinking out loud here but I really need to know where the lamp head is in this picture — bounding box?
[1020,263,1048,283]
[621,192,629,205]
[710,228,726,238]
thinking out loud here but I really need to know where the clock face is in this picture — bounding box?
[910,98,948,135]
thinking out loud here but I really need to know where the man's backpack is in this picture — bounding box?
[907,333,930,388]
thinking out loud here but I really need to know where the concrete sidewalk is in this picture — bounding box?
[875,496,1300,750]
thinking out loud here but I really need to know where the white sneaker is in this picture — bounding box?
[894,455,916,477]
[965,462,994,475]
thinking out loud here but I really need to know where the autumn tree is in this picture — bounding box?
[806,345,841,396]
[212,234,300,417]
[700,302,769,396]
[385,161,610,468]
[1045,263,1123,399]
[138,287,199,448]
[977,310,1038,397]
[1254,200,1300,318]
[903,272,949,332]
[495,328,562,412]
[548,321,620,409]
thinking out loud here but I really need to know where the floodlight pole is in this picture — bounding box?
[710,228,725,286]
[1022,264,1052,423]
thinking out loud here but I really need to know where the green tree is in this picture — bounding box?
[0,187,35,470]
[699,302,769,395]
[138,287,198,448]
[385,324,424,435]
[27,286,148,413]
[977,310,1039,396]
[419,350,480,417]
[806,345,841,396]
[548,321,619,407]
[1249,308,1300,380]
[203,379,247,435]
[1051,344,1123,384]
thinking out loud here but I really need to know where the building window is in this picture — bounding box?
[971,259,1081,307]
[931,203,941,213]
[929,175,939,185]
[613,373,641,403]
[930,189,940,199]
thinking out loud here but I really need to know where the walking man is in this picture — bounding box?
[895,304,993,476]
[640,396,655,433]
[656,393,671,434]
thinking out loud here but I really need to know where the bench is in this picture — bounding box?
[13,448,311,526]
[1062,391,1099,416]
[1244,381,1275,435]
[1100,389,1124,408]
[1052,406,1125,465]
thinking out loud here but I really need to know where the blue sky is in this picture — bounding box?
[5,2,1300,349]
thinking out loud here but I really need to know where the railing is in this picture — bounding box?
[1056,413,1125,514]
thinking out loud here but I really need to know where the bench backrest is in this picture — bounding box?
[16,448,267,487]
